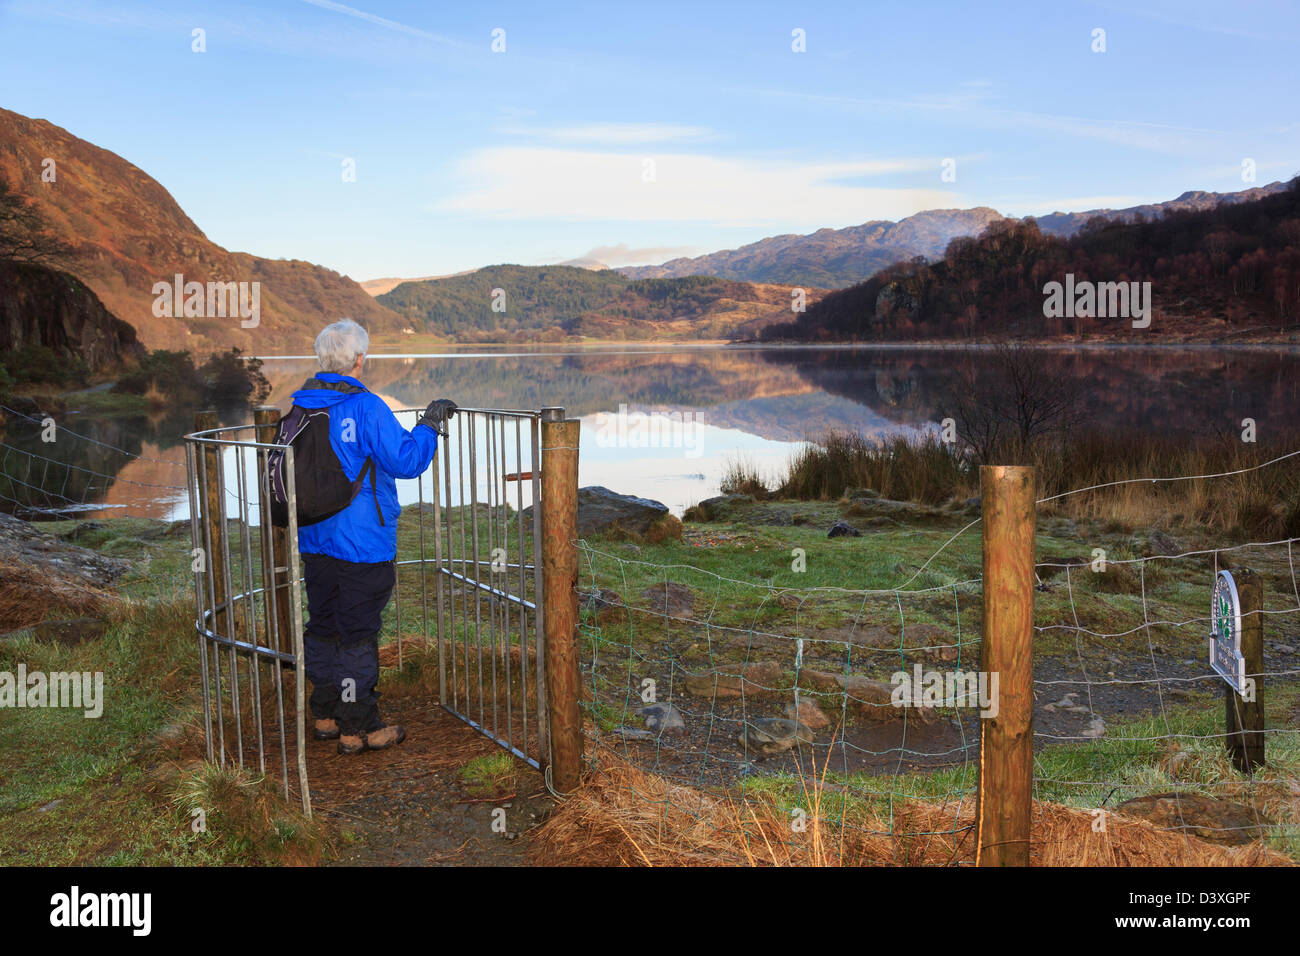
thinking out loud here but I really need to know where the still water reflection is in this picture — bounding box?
[4,344,1297,521]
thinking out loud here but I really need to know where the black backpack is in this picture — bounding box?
[268,378,384,528]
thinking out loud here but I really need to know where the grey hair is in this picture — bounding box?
[315,318,369,373]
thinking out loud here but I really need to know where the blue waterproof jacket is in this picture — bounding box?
[292,373,437,564]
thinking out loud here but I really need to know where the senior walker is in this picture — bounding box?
[271,318,456,755]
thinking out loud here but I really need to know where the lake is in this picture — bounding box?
[4,343,1299,521]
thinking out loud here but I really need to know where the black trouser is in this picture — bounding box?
[302,553,395,736]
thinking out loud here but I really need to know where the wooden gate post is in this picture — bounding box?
[540,407,582,792]
[254,406,293,653]
[1226,567,1265,774]
[976,465,1035,867]
[195,410,228,639]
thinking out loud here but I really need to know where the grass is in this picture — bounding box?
[0,520,328,865]
[720,688,1300,860]
[761,428,1300,539]
[5,444,1298,864]
[460,752,522,797]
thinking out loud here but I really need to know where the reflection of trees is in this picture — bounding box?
[948,346,1090,461]
[0,407,194,516]
[761,346,1300,440]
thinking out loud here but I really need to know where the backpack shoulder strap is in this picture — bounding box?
[299,377,369,395]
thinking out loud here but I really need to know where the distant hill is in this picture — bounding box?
[359,272,471,297]
[1033,183,1290,237]
[377,265,822,341]
[761,178,1300,343]
[618,207,1006,289]
[0,107,403,352]
[615,184,1291,291]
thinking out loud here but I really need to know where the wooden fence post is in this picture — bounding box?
[253,406,293,654]
[976,465,1035,867]
[1226,567,1265,774]
[540,407,582,792]
[195,410,228,639]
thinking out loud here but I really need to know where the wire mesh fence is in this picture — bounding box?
[1032,538,1300,853]
[559,453,1300,865]
[571,543,985,864]
[1,403,189,520]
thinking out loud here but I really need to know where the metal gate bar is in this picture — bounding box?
[420,406,548,768]
[184,422,310,816]
[185,405,551,814]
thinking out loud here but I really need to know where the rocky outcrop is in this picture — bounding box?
[0,512,129,633]
[523,486,671,538]
[684,660,782,699]
[0,259,143,371]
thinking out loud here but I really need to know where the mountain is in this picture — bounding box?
[618,207,1006,289]
[377,265,822,341]
[1033,183,1290,237]
[761,178,1300,343]
[0,107,403,352]
[359,272,471,297]
[615,184,1291,292]
[362,258,608,298]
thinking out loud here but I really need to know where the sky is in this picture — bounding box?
[1,0,1297,282]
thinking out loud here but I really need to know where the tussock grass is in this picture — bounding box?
[528,752,1290,866]
[774,428,1300,536]
[781,432,969,504]
[171,761,329,865]
[460,751,523,797]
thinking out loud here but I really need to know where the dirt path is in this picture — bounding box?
[304,697,554,866]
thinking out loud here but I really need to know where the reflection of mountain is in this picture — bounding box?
[655,393,917,444]
[757,346,1300,437]
[262,348,821,422]
[14,345,1300,517]
[263,346,1300,447]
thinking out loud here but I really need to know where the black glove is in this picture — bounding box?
[418,398,458,437]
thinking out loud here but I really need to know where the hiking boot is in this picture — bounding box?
[338,733,366,755]
[313,718,340,741]
[364,724,406,751]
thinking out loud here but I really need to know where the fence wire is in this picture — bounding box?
[568,449,1300,865]
[1,403,188,520]
[573,539,985,865]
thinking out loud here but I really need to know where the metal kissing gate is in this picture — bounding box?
[424,406,548,769]
[185,404,560,817]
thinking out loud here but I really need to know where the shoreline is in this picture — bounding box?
[253,338,1300,361]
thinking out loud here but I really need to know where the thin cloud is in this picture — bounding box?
[500,123,716,145]
[299,0,458,45]
[570,243,704,266]
[440,147,959,226]
[735,85,1231,153]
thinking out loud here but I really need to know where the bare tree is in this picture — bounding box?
[950,345,1090,462]
[0,175,67,266]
